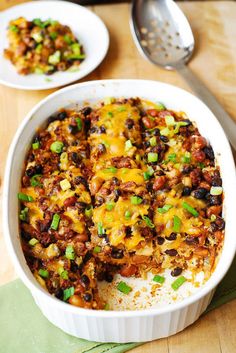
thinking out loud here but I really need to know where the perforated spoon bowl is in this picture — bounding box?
[130,0,236,150]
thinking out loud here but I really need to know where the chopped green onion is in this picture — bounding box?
[106,201,115,211]
[31,31,43,43]
[153,275,165,284]
[125,210,131,219]
[104,303,109,310]
[30,174,42,187]
[9,25,19,33]
[58,267,69,279]
[117,281,132,294]
[173,215,181,232]
[49,32,58,40]
[117,106,126,112]
[35,44,43,54]
[103,167,117,174]
[198,162,205,169]
[50,141,64,153]
[51,214,60,230]
[148,152,158,163]
[38,269,49,278]
[85,206,93,218]
[18,193,34,202]
[155,102,166,111]
[171,276,187,291]
[63,286,75,301]
[60,179,71,191]
[65,245,75,260]
[97,222,104,235]
[167,153,177,163]
[93,246,101,254]
[142,215,155,228]
[181,152,191,164]
[48,50,61,65]
[160,127,170,136]
[210,214,217,222]
[210,186,223,196]
[131,196,143,205]
[28,238,39,246]
[182,202,199,217]
[76,117,82,131]
[71,43,81,54]
[104,97,115,105]
[143,166,154,181]
[19,207,29,222]
[63,34,72,44]
[107,111,113,118]
[149,136,157,147]
[32,142,40,150]
[157,204,173,214]
[165,115,175,126]
[174,121,188,134]
[125,140,133,151]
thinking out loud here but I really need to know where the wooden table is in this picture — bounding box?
[0,1,236,352]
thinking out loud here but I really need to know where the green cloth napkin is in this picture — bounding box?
[1,256,236,353]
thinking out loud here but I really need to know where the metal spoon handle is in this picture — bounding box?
[178,65,236,150]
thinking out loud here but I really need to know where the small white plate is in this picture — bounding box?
[0,1,109,90]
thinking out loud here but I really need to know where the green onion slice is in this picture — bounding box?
[97,222,105,235]
[106,201,115,211]
[38,269,49,278]
[117,281,132,294]
[93,246,101,254]
[142,215,155,228]
[50,141,64,154]
[148,152,158,163]
[32,142,40,150]
[103,167,117,174]
[18,193,34,202]
[131,196,143,205]
[85,206,93,218]
[153,275,165,284]
[19,207,28,221]
[50,214,60,230]
[182,202,199,217]
[28,238,39,246]
[125,139,133,151]
[157,204,173,214]
[125,210,131,219]
[210,186,223,196]
[63,286,75,301]
[173,215,181,232]
[149,136,157,147]
[30,174,43,187]
[65,245,75,260]
[76,117,82,131]
[171,276,187,291]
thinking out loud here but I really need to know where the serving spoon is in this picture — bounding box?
[130,0,236,151]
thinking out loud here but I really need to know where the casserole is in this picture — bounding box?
[3,79,236,342]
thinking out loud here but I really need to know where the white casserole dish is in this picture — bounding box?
[3,79,236,343]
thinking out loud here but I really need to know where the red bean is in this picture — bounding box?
[192,150,206,162]
[153,176,166,191]
[142,116,155,129]
[64,196,77,207]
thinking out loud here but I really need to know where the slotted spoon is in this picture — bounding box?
[130,0,236,150]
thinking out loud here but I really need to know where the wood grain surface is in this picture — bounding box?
[0,1,236,352]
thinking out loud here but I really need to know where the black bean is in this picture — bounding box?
[193,188,208,199]
[57,111,67,120]
[77,202,87,210]
[71,152,81,165]
[157,237,165,245]
[25,167,35,177]
[166,232,177,241]
[35,165,43,174]
[215,217,225,230]
[104,272,113,283]
[28,153,35,162]
[182,165,192,174]
[97,143,106,154]
[165,249,178,256]
[98,233,107,239]
[144,141,150,148]
[171,267,182,277]
[182,186,192,196]
[100,125,106,133]
[125,118,134,129]
[55,288,63,300]
[185,236,199,245]
[212,178,222,187]
[83,293,92,302]
[125,226,132,238]
[81,106,92,116]
[160,135,169,143]
[182,119,192,126]
[111,248,124,259]
[210,222,218,232]
[70,262,80,272]
[209,195,221,206]
[111,177,120,186]
[90,126,98,134]
[81,274,90,286]
[68,124,78,135]
[203,146,215,161]
[74,176,88,188]
[142,131,152,138]
[153,128,160,136]
[45,67,56,76]
[114,189,121,202]
[146,182,153,192]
